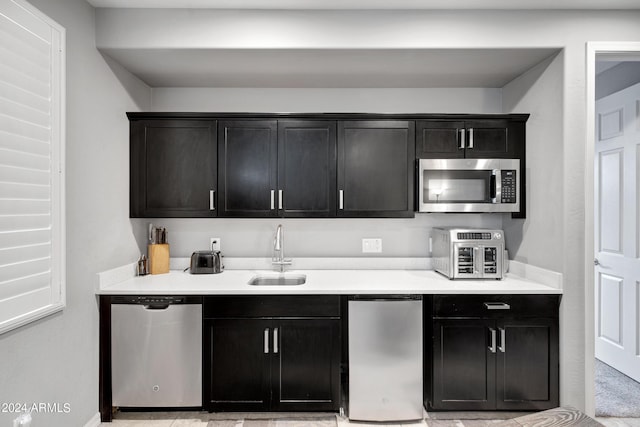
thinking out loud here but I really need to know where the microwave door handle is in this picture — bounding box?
[490,170,497,203]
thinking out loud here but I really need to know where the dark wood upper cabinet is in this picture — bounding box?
[278,121,337,217]
[415,121,466,159]
[337,120,415,218]
[129,113,526,219]
[416,119,514,159]
[218,120,278,217]
[129,119,217,218]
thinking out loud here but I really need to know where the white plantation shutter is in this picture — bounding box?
[0,0,65,334]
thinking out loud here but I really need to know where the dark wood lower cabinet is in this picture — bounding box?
[206,318,271,411]
[433,319,496,410]
[428,295,560,411]
[203,296,342,412]
[272,319,341,411]
[497,318,559,410]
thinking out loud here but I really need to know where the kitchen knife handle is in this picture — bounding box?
[270,190,275,210]
[209,190,215,211]
[488,328,497,353]
[459,128,465,149]
[498,327,506,353]
[273,327,279,354]
[468,128,474,148]
[339,190,344,210]
[278,190,283,210]
[264,328,270,354]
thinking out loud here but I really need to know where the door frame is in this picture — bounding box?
[585,41,640,417]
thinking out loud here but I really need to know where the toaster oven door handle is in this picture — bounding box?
[473,247,480,275]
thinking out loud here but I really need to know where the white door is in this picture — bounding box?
[595,81,640,381]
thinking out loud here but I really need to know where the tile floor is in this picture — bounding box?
[98,411,640,427]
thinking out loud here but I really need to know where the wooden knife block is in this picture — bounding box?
[148,244,170,274]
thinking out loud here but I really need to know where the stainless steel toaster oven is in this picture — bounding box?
[431,227,505,280]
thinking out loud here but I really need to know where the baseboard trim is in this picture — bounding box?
[84,412,101,427]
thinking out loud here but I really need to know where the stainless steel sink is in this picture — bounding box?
[248,273,306,286]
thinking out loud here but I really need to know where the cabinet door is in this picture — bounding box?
[463,120,510,159]
[278,121,337,217]
[271,319,341,411]
[218,120,278,217]
[416,120,465,159]
[205,319,271,411]
[496,318,559,410]
[130,120,217,217]
[337,121,415,217]
[431,319,496,410]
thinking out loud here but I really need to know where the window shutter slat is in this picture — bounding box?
[0,243,50,265]
[0,214,50,233]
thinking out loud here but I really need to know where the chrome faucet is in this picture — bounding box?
[272,224,292,272]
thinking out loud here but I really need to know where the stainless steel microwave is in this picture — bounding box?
[417,158,520,213]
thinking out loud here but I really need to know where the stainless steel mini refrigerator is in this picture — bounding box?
[348,296,423,422]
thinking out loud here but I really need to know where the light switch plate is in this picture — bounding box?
[362,238,382,253]
[210,238,221,251]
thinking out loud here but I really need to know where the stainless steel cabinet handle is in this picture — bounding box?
[489,328,497,353]
[498,327,506,353]
[468,128,474,149]
[270,190,275,210]
[278,190,283,210]
[264,328,269,354]
[209,190,215,211]
[273,327,279,354]
[484,302,511,310]
[459,129,465,149]
[339,190,344,210]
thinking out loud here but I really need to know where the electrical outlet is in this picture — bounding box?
[362,238,382,253]
[210,238,221,251]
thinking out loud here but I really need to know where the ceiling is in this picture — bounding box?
[87,0,640,9]
[101,48,560,88]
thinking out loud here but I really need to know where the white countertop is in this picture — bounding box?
[97,268,562,295]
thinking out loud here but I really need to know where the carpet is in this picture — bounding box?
[595,358,640,417]
[207,417,337,427]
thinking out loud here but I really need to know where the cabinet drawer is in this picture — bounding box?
[433,295,560,318]
[204,295,341,318]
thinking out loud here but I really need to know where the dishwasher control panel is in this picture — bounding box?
[111,295,200,304]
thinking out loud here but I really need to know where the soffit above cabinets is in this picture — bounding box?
[86,0,640,9]
[100,47,560,88]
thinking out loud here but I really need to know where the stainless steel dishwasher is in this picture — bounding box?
[348,295,423,422]
[111,295,202,407]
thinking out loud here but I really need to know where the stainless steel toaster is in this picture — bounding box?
[189,250,223,274]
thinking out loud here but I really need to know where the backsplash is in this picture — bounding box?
[131,214,503,259]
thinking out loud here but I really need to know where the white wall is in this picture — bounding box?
[0,0,150,426]
[151,87,503,114]
[501,52,573,403]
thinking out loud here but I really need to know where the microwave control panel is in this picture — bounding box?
[501,170,517,203]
